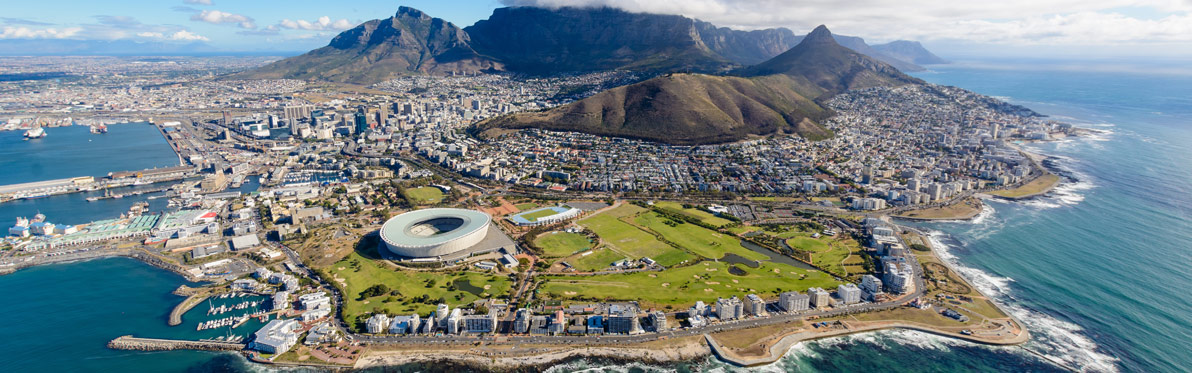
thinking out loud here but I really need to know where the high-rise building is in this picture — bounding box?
[514,308,531,334]
[838,283,862,305]
[861,275,884,298]
[779,291,810,312]
[716,296,744,320]
[649,311,668,331]
[744,294,766,316]
[809,287,831,308]
[606,310,641,334]
[354,111,369,137]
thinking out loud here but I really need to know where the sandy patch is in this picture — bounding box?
[564,291,577,295]
[648,274,657,278]
[704,288,713,292]
[483,285,492,290]
[661,283,670,287]
[705,268,718,272]
[731,279,739,283]
[705,281,720,285]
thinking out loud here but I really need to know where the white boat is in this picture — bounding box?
[23,127,46,139]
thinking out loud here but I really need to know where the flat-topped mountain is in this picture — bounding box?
[474,26,922,145]
[236,6,944,84]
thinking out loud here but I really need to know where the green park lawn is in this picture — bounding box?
[534,231,592,258]
[654,201,734,227]
[579,206,693,266]
[786,235,832,252]
[404,186,445,204]
[636,212,768,261]
[325,252,512,327]
[539,260,841,310]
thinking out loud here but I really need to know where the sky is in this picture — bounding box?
[1,0,1191,58]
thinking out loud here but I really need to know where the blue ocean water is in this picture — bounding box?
[0,123,182,225]
[0,61,1188,372]
[0,123,180,184]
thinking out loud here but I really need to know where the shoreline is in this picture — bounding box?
[0,247,206,284]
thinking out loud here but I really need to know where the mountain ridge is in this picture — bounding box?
[474,25,923,145]
[237,6,945,84]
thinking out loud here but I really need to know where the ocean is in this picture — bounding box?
[0,60,1189,372]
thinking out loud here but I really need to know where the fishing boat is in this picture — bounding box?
[23,127,46,139]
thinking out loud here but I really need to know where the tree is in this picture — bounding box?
[359,284,390,299]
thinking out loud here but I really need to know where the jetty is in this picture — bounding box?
[108,335,244,352]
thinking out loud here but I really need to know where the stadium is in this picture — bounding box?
[378,208,514,262]
[508,205,583,226]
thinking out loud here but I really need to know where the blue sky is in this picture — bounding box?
[2,0,1191,57]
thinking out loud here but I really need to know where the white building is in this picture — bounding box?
[249,319,300,354]
[809,287,831,308]
[861,275,884,299]
[716,296,744,321]
[779,291,810,312]
[298,292,330,310]
[838,283,862,305]
[366,314,391,334]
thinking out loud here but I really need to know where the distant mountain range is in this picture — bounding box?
[0,39,225,56]
[473,26,923,145]
[238,6,946,83]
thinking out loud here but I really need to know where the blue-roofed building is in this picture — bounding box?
[586,315,605,334]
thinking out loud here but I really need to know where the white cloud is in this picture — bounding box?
[135,29,208,41]
[0,26,82,39]
[278,16,354,31]
[169,30,209,41]
[183,0,213,5]
[191,10,255,29]
[500,0,1192,45]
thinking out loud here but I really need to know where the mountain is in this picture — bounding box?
[736,25,922,98]
[872,40,949,65]
[236,6,942,84]
[475,26,921,145]
[465,6,730,75]
[235,7,501,83]
[830,35,925,72]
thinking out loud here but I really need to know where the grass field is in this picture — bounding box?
[989,173,1061,199]
[579,205,693,266]
[565,248,626,272]
[534,231,592,258]
[654,201,734,227]
[539,261,841,309]
[404,186,445,205]
[519,208,562,222]
[747,196,801,203]
[325,252,512,325]
[786,236,832,252]
[895,198,983,220]
[636,212,768,261]
[514,202,538,211]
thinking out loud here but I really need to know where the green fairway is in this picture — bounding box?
[579,206,693,267]
[635,212,768,261]
[786,236,831,252]
[565,248,626,272]
[539,261,841,309]
[654,201,734,227]
[534,231,591,258]
[325,252,511,327]
[404,186,445,204]
[519,208,561,222]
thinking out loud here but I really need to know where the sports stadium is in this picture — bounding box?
[378,208,515,262]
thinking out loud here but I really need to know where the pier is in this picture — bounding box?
[107,335,245,352]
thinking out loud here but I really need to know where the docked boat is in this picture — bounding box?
[90,124,108,134]
[23,127,46,139]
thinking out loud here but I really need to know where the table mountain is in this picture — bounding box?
[234,6,940,84]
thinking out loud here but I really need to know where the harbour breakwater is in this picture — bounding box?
[0,247,204,283]
[108,335,244,352]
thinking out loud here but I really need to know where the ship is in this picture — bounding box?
[23,127,46,139]
[90,124,108,134]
